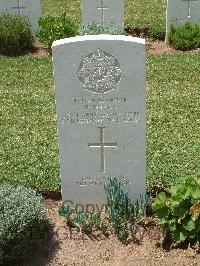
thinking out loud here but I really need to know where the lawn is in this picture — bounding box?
[0,0,199,191]
[42,0,167,34]
[1,54,199,191]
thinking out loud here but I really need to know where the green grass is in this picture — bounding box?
[0,54,199,191]
[0,57,60,190]
[42,0,166,37]
[147,54,200,188]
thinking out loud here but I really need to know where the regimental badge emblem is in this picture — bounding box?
[78,49,122,93]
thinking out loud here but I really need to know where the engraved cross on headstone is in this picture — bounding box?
[97,0,109,23]
[182,0,197,20]
[12,0,26,15]
[88,127,118,172]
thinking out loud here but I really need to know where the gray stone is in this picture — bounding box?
[52,35,146,212]
[81,0,124,27]
[0,0,41,32]
[166,0,200,41]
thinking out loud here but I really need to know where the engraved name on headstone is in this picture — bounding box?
[81,0,124,27]
[52,35,146,212]
[166,0,200,41]
[0,0,42,31]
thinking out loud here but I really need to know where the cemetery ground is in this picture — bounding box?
[21,198,200,266]
[1,53,200,266]
[1,0,200,265]
[1,54,199,191]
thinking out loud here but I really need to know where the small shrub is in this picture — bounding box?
[37,13,78,49]
[148,23,165,40]
[59,177,149,243]
[105,177,149,242]
[169,22,200,51]
[0,185,47,264]
[59,206,107,234]
[0,12,34,54]
[153,176,200,245]
[80,23,124,35]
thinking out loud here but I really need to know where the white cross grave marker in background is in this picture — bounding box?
[12,0,26,15]
[97,0,109,23]
[0,0,42,32]
[81,0,124,27]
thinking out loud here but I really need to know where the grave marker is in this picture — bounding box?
[52,35,146,212]
[12,0,26,15]
[0,0,42,31]
[97,1,109,23]
[166,0,200,41]
[81,0,124,27]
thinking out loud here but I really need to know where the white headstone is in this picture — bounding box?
[81,0,124,27]
[52,35,146,213]
[166,0,200,41]
[0,0,42,32]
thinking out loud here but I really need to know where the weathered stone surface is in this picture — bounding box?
[52,35,146,212]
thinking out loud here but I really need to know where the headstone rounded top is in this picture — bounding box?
[52,35,145,47]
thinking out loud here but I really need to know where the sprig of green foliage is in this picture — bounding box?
[169,22,200,51]
[105,177,149,242]
[0,12,33,54]
[59,206,107,233]
[59,178,149,243]
[37,13,78,49]
[153,176,200,244]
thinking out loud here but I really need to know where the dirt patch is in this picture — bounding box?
[1,40,199,58]
[0,41,50,58]
[25,40,200,57]
[147,40,184,55]
[21,199,200,266]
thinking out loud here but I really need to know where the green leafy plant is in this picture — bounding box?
[153,176,200,245]
[37,13,78,49]
[105,177,149,242]
[169,22,200,51]
[0,12,34,54]
[0,185,47,264]
[80,23,124,35]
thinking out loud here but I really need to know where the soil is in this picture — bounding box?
[1,40,199,58]
[27,40,200,57]
[21,198,200,266]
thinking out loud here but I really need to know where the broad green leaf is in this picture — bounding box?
[152,192,167,211]
[155,207,169,220]
[173,206,188,219]
[168,219,177,232]
[174,229,187,243]
[183,219,196,231]
[168,198,180,208]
